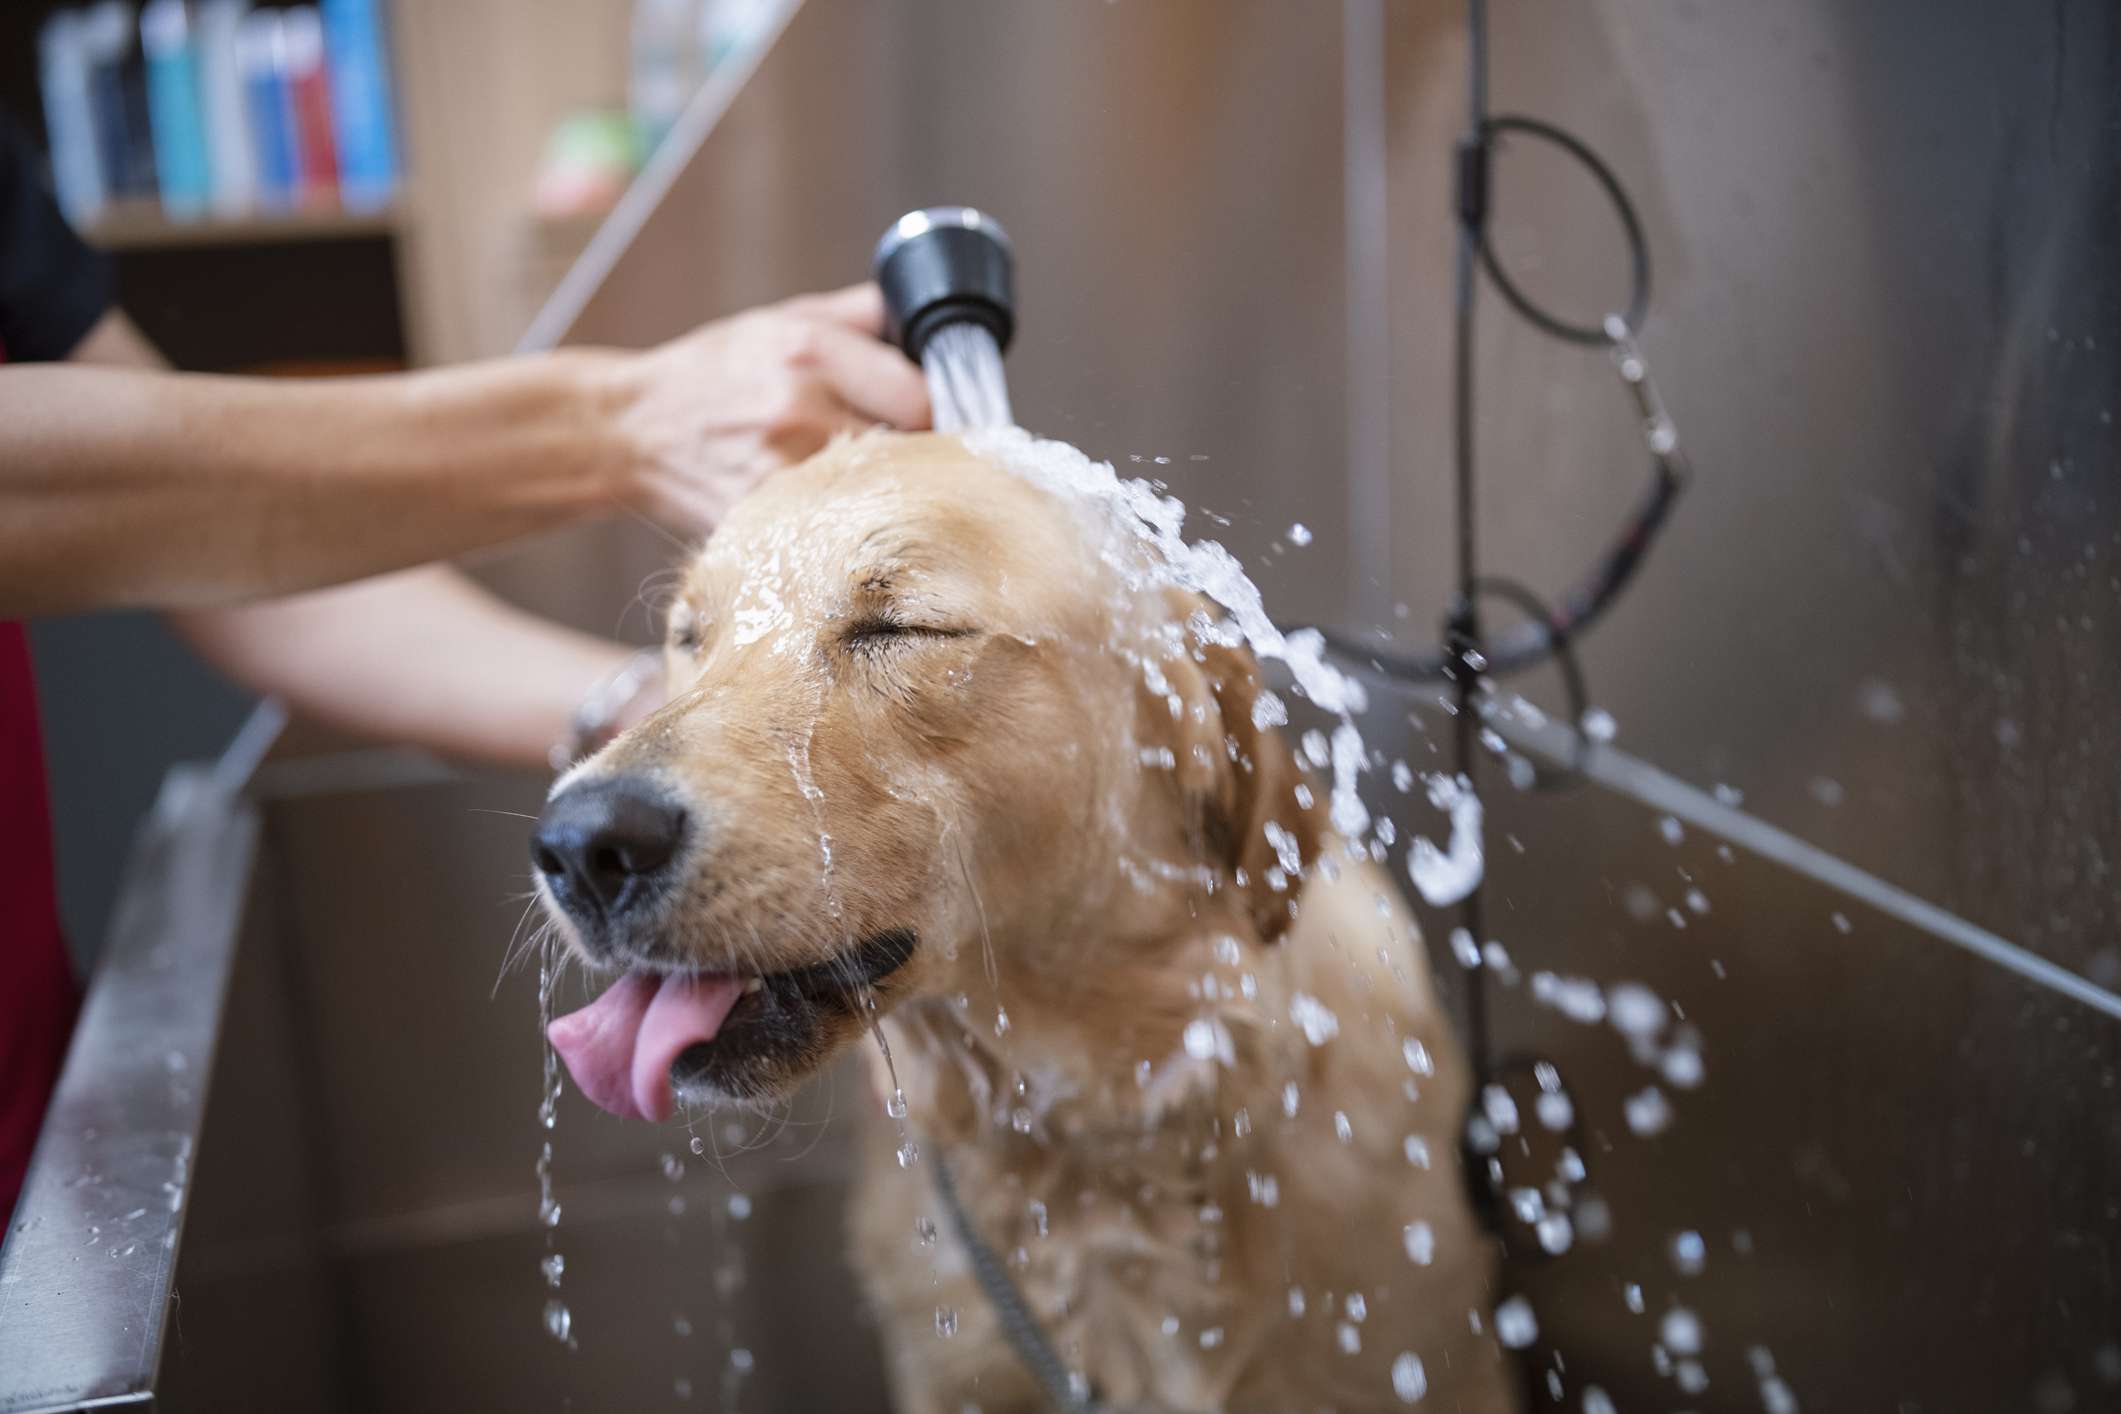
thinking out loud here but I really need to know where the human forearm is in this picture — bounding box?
[171,564,638,770]
[0,352,629,616]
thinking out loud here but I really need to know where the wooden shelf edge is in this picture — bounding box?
[83,199,405,252]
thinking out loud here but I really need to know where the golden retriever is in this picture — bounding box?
[534,431,1514,1412]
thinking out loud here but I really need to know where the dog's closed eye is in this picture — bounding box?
[843,617,974,655]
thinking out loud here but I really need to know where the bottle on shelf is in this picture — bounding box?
[280,7,339,206]
[140,0,211,220]
[630,0,704,156]
[38,11,106,224]
[234,9,296,210]
[195,0,258,218]
[320,0,399,212]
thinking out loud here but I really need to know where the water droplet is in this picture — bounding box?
[1480,1085,1519,1135]
[935,1306,959,1338]
[729,1347,754,1373]
[1831,911,1853,934]
[727,1192,752,1220]
[1334,1111,1354,1143]
[1289,992,1340,1046]
[1337,1321,1362,1354]
[1183,1016,1232,1062]
[1287,522,1313,546]
[689,1136,706,1155]
[1403,1221,1436,1265]
[1450,927,1482,968]
[897,1140,921,1169]
[1231,1107,1252,1138]
[914,1216,938,1247]
[1858,678,1904,723]
[1283,1081,1302,1118]
[1199,1326,1225,1349]
[543,1298,572,1343]
[1345,1292,1368,1323]
[1580,707,1616,742]
[1670,1229,1707,1275]
[1584,1387,1618,1414]
[540,1253,565,1286]
[673,1313,693,1338]
[886,1088,908,1119]
[1658,815,1685,845]
[660,1153,685,1183]
[1402,1135,1432,1168]
[1625,1086,1674,1136]
[1661,1306,1704,1355]
[673,1376,693,1399]
[1288,1286,1307,1318]
[1494,1295,1538,1349]
[1392,1351,1428,1403]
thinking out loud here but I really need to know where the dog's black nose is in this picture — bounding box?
[532,777,688,921]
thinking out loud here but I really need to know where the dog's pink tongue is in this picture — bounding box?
[547,972,743,1122]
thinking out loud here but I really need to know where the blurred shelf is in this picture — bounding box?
[82,198,404,252]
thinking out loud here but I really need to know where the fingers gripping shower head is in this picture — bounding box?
[873,206,1016,364]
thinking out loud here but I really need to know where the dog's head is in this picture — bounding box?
[536,432,1320,1119]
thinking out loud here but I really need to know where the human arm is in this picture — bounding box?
[172,564,643,770]
[68,311,649,770]
[3,283,928,618]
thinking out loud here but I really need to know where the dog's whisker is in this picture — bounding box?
[494,894,556,997]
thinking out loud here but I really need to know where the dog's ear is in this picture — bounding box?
[1160,624,1326,942]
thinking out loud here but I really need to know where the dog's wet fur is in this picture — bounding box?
[542,433,1513,1411]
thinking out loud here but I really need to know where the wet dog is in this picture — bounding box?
[534,432,1513,1411]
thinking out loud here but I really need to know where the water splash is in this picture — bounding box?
[1406,774,1484,906]
[966,428,1377,836]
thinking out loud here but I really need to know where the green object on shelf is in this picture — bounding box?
[532,109,643,220]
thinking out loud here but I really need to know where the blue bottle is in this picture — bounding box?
[141,0,211,219]
[235,11,295,209]
[320,0,400,211]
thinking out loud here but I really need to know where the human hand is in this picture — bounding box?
[608,282,932,534]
